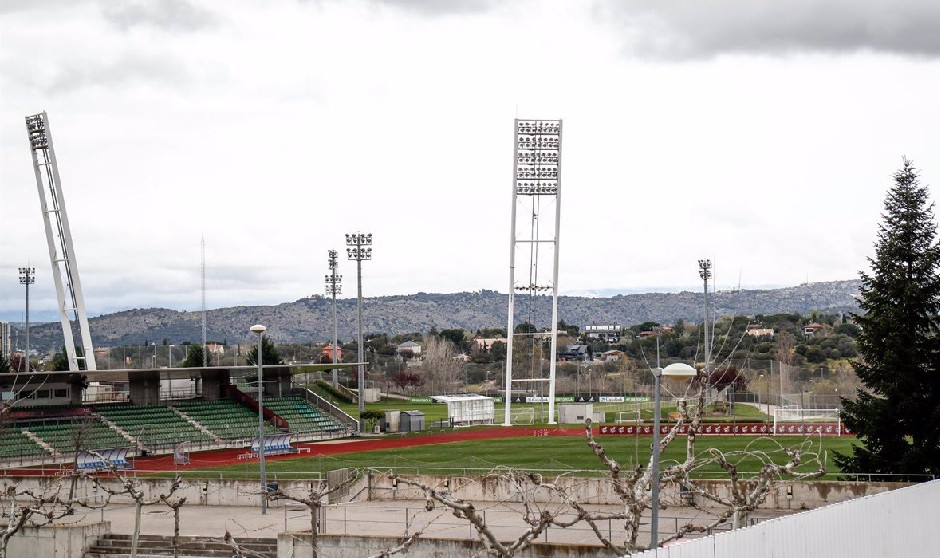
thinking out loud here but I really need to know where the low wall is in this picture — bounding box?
[5,521,109,558]
[1,474,907,511]
[278,533,607,557]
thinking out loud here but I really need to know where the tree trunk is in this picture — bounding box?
[173,505,181,558]
[310,504,319,558]
[132,501,142,558]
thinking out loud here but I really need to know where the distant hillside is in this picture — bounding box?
[17,280,860,351]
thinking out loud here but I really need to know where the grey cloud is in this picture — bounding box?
[99,0,217,32]
[373,0,494,16]
[44,53,190,94]
[597,0,940,59]
[0,0,88,14]
[296,0,493,17]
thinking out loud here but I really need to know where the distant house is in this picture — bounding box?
[206,343,225,355]
[637,326,674,338]
[746,325,775,338]
[396,341,422,356]
[472,337,506,354]
[584,324,623,344]
[558,344,592,362]
[321,343,342,361]
[600,350,624,362]
[803,322,825,336]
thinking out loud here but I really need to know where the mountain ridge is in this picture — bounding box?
[13,280,861,352]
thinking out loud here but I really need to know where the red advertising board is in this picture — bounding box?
[597,423,850,436]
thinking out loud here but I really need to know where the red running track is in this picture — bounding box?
[7,426,586,476]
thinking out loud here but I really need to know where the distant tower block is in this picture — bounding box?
[504,119,562,425]
[25,112,97,371]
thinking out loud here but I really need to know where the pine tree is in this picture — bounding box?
[835,159,940,480]
[246,336,283,366]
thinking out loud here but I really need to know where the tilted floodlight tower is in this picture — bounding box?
[325,250,342,387]
[504,119,563,426]
[346,233,372,422]
[24,112,96,371]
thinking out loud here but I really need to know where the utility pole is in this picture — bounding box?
[698,259,712,375]
[18,267,35,372]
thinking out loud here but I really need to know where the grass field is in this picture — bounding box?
[334,399,774,425]
[176,434,858,481]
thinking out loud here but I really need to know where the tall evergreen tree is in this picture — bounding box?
[180,345,206,368]
[246,336,284,366]
[836,159,940,480]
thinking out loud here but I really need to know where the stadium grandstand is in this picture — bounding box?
[0,363,359,466]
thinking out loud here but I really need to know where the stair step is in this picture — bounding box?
[85,534,277,558]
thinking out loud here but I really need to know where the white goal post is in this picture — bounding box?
[615,410,641,423]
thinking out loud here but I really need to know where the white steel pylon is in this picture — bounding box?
[25,112,97,371]
[504,119,562,425]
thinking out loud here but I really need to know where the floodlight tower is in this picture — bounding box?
[25,112,96,371]
[18,267,35,371]
[699,259,712,374]
[346,233,372,423]
[504,119,563,426]
[325,250,342,387]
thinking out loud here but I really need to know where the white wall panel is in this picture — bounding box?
[635,480,939,558]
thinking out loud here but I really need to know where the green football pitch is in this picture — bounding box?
[176,434,858,481]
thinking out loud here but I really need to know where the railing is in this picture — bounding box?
[229,386,290,429]
[292,387,358,431]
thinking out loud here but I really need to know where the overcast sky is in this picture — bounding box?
[2,0,938,322]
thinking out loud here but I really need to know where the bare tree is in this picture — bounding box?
[420,336,462,396]
[385,468,587,558]
[0,478,74,558]
[158,491,187,558]
[87,455,185,558]
[266,470,362,558]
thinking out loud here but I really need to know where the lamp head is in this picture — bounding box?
[661,363,697,378]
[249,324,267,335]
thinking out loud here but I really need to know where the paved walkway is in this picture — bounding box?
[65,498,800,549]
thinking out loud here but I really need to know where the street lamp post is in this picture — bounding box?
[249,324,268,515]
[18,267,35,372]
[326,250,342,388]
[346,233,372,429]
[651,362,697,551]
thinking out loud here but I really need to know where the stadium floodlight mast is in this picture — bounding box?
[326,250,342,387]
[504,119,563,426]
[249,323,268,515]
[698,259,712,375]
[346,233,372,427]
[651,361,697,550]
[18,267,35,372]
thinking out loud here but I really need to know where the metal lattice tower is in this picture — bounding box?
[504,119,562,425]
[25,112,97,371]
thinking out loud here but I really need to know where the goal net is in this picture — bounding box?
[773,406,840,434]
[510,407,535,425]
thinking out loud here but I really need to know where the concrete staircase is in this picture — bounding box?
[84,533,277,557]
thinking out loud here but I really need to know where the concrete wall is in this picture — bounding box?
[6,521,109,558]
[1,474,907,511]
[278,533,608,557]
